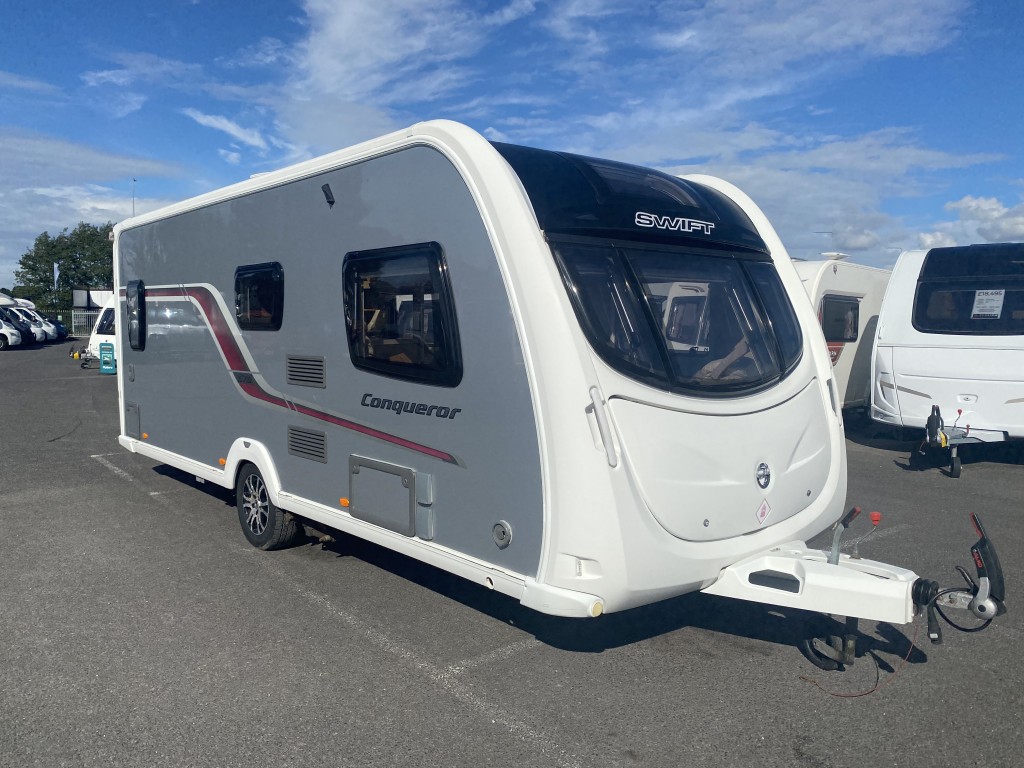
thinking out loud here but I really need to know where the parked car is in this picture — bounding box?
[0,307,38,344]
[0,315,21,349]
[44,315,69,340]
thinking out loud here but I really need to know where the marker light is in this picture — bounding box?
[141,433,148,439]
[218,458,226,466]
[339,498,350,508]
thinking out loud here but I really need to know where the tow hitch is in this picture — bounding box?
[801,511,1006,670]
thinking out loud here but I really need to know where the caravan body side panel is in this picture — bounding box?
[117,145,545,576]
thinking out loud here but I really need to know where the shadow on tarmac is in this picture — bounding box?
[149,461,927,668]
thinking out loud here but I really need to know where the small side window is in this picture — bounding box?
[343,242,462,387]
[127,280,146,350]
[821,296,859,343]
[235,262,284,331]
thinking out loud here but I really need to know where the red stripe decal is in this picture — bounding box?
[143,284,458,464]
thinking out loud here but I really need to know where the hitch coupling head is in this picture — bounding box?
[911,513,1007,645]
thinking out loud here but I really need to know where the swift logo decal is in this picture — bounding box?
[144,285,460,465]
[635,211,715,235]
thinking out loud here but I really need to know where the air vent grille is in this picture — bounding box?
[288,426,327,463]
[287,355,326,388]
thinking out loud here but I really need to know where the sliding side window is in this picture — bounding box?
[343,242,462,387]
[235,262,284,331]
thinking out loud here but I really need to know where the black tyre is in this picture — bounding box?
[950,456,962,479]
[236,464,300,550]
[0,335,8,351]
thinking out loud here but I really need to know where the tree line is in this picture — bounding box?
[3,222,114,308]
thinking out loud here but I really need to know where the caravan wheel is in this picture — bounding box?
[236,464,300,550]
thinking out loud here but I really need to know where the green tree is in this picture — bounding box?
[14,222,114,308]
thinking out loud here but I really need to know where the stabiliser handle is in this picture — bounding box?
[969,513,1006,619]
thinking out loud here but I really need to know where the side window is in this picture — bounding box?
[343,242,462,387]
[820,296,859,342]
[127,280,146,350]
[235,262,284,331]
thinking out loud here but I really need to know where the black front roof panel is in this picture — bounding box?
[923,243,1024,279]
[493,141,768,255]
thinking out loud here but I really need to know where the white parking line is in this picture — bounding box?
[445,638,542,676]
[90,454,134,483]
[295,586,580,768]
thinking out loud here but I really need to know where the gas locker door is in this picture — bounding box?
[608,380,832,542]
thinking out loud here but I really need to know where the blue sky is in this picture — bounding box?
[1,0,1022,290]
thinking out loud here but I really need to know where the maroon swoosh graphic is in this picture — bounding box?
[145,285,459,464]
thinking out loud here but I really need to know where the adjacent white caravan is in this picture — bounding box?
[111,121,1002,661]
[794,258,890,410]
[86,296,116,359]
[872,244,1024,448]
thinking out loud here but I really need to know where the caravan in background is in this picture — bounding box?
[872,243,1024,473]
[794,257,890,411]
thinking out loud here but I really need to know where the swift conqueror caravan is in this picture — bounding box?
[112,120,1005,667]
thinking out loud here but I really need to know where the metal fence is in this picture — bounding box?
[69,309,100,338]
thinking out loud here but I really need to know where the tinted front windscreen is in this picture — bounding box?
[913,281,1024,335]
[552,239,802,395]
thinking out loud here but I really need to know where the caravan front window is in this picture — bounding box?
[552,237,802,395]
[913,245,1024,336]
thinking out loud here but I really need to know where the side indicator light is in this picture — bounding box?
[218,458,226,466]
[141,433,148,439]
[339,498,350,508]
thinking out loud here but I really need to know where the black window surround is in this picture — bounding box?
[235,262,284,331]
[343,242,462,388]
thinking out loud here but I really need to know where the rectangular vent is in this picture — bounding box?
[288,426,327,463]
[287,355,326,388]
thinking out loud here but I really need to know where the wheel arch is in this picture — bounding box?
[224,438,284,506]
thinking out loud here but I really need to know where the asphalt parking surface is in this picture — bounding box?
[2,343,1021,767]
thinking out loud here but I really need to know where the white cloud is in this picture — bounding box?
[81,53,204,88]
[946,196,1024,242]
[222,37,290,69]
[652,0,966,77]
[181,108,269,150]
[218,149,242,165]
[0,70,60,94]
[0,133,179,289]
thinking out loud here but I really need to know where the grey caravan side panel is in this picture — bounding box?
[117,145,544,576]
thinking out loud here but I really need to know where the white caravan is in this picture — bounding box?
[794,259,891,410]
[0,294,22,349]
[112,121,1003,665]
[86,296,117,359]
[872,243,1024,469]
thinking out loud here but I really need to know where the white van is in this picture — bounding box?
[794,258,890,410]
[0,314,21,349]
[872,243,1024,453]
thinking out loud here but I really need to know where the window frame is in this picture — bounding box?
[343,242,463,388]
[235,262,284,332]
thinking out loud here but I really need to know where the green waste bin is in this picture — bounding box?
[99,342,116,374]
